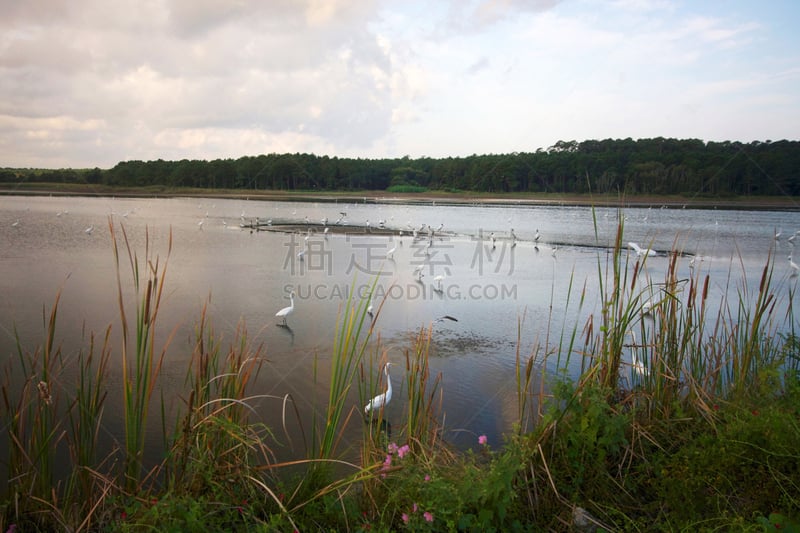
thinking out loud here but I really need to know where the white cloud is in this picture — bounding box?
[0,0,796,167]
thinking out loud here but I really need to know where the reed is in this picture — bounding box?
[401,323,442,451]
[64,325,112,521]
[315,277,378,461]
[164,297,269,496]
[109,218,174,491]
[2,288,65,505]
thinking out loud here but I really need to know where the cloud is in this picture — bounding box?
[0,0,795,167]
[0,0,400,167]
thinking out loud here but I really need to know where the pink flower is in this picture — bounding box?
[424,474,431,482]
[424,511,434,522]
[401,513,410,524]
[388,442,398,454]
[478,434,488,445]
[412,502,418,513]
[383,454,392,467]
[397,444,410,458]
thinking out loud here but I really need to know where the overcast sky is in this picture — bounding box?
[1,0,798,169]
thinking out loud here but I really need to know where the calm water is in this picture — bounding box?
[1,195,799,459]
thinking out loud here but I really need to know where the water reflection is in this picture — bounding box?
[1,195,799,459]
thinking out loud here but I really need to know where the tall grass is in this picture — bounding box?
[401,324,442,451]
[109,218,174,491]
[2,289,65,506]
[315,277,379,460]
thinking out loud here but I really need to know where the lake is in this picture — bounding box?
[1,194,799,461]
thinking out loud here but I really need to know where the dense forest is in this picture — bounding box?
[2,137,799,196]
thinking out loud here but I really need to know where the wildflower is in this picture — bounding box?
[413,502,418,513]
[424,474,431,482]
[478,434,488,445]
[401,513,410,524]
[424,511,434,522]
[397,444,410,458]
[383,454,392,467]
[388,442,398,454]
[120,511,127,520]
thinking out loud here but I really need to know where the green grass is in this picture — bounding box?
[1,216,799,531]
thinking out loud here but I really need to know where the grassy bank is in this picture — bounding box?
[1,216,799,531]
[2,181,800,210]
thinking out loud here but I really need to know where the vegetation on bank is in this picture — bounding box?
[2,137,800,197]
[1,215,799,531]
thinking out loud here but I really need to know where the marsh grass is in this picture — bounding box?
[163,298,270,498]
[109,219,174,491]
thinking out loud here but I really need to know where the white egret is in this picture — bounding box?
[297,249,306,261]
[11,219,19,228]
[632,352,649,377]
[628,331,649,377]
[628,242,656,257]
[534,229,541,243]
[413,264,424,280]
[364,362,393,415]
[433,274,446,291]
[387,245,396,259]
[789,255,799,276]
[275,291,296,326]
[367,297,374,318]
[85,225,94,234]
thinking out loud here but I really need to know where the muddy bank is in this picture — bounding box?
[2,183,799,210]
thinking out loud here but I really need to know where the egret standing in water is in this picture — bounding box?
[275,291,296,326]
[790,255,800,277]
[364,362,393,416]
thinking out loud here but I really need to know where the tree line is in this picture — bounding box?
[2,137,799,196]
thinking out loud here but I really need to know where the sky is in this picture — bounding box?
[1,0,798,169]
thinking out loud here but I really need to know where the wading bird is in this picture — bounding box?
[275,291,296,326]
[790,255,799,277]
[628,242,656,257]
[364,362,393,415]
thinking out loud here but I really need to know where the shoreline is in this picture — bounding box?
[2,184,800,210]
